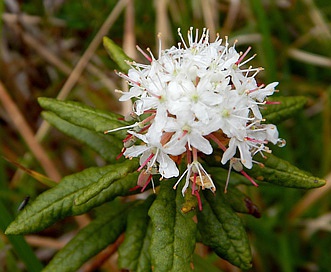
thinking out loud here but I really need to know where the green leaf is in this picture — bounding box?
[223,187,261,218]
[118,195,155,271]
[247,153,326,188]
[149,180,197,272]
[5,160,139,235]
[38,97,128,138]
[74,161,138,206]
[262,96,307,124]
[197,191,252,270]
[43,200,132,272]
[136,221,153,272]
[42,111,123,163]
[103,36,132,72]
[206,167,261,217]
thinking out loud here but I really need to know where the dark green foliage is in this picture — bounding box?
[4,38,326,272]
[262,96,307,124]
[118,195,155,271]
[43,200,133,272]
[248,153,325,188]
[42,111,123,163]
[149,180,197,272]
[197,191,252,270]
[5,160,139,235]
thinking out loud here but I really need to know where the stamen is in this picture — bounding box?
[246,119,264,129]
[116,148,126,160]
[160,132,175,146]
[245,137,268,144]
[239,67,263,75]
[265,101,281,105]
[236,46,252,65]
[173,167,189,189]
[198,28,206,44]
[224,36,229,52]
[231,114,255,121]
[192,147,198,162]
[177,28,188,49]
[178,130,188,140]
[137,153,155,172]
[188,27,194,45]
[195,28,199,43]
[104,122,140,134]
[157,33,162,59]
[141,174,153,192]
[207,133,227,151]
[225,158,244,193]
[146,48,156,61]
[239,54,257,68]
[225,163,232,193]
[186,147,192,164]
[116,71,141,86]
[136,45,152,62]
[252,67,264,77]
[247,85,263,94]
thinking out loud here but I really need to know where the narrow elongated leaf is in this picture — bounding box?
[149,180,197,272]
[3,156,56,187]
[118,195,155,271]
[5,160,139,235]
[205,167,261,217]
[136,221,153,272]
[74,164,137,205]
[43,200,132,272]
[103,37,132,72]
[197,191,252,270]
[247,153,326,188]
[38,97,128,138]
[262,96,307,124]
[223,188,261,218]
[42,111,122,163]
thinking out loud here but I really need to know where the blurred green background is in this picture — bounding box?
[0,0,330,271]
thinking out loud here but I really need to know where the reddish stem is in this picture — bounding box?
[194,190,203,211]
[240,170,259,187]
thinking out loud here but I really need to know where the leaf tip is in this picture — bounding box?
[37,96,45,105]
[102,36,113,53]
[5,222,21,235]
[312,178,326,188]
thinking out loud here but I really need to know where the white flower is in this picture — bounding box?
[249,82,279,102]
[221,137,253,168]
[106,27,284,198]
[209,90,250,139]
[173,160,216,196]
[124,131,179,179]
[163,112,213,155]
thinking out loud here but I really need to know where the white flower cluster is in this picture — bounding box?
[108,27,283,196]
